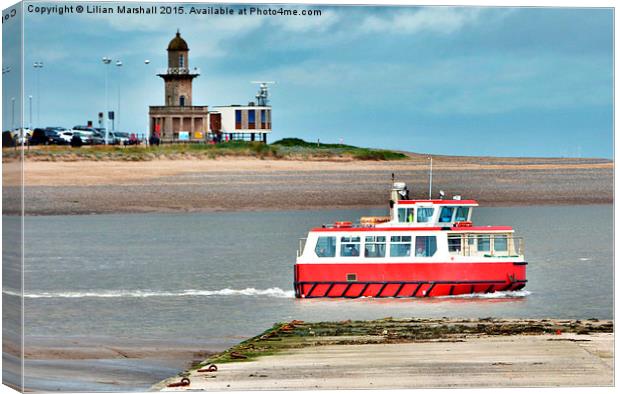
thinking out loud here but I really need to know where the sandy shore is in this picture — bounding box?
[3,155,613,215]
[156,318,614,391]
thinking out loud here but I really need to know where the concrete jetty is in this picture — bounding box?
[154,318,614,390]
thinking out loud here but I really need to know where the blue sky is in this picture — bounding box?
[4,3,614,158]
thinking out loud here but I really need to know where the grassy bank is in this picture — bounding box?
[2,139,407,162]
[190,317,613,370]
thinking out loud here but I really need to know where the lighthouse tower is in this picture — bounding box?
[149,30,209,141]
[159,30,198,106]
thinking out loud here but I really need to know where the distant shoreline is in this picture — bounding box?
[2,156,613,216]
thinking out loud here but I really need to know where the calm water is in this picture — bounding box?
[18,205,613,390]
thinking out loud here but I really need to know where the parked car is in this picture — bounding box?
[59,130,76,144]
[29,128,64,145]
[2,131,15,147]
[125,133,141,146]
[10,128,32,144]
[113,132,129,145]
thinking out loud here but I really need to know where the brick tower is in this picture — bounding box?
[149,30,208,141]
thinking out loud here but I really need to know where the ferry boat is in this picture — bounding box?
[294,182,527,298]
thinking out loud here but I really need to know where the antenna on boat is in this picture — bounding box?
[428,156,433,199]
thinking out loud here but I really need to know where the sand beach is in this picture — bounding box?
[2,154,613,215]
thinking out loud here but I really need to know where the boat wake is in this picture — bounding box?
[437,290,531,299]
[4,287,296,299]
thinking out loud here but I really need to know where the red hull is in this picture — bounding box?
[294,262,527,298]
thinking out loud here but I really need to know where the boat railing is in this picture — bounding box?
[451,234,524,257]
[297,238,307,257]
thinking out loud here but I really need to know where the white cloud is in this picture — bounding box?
[360,7,482,35]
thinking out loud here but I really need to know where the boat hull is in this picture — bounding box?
[294,262,527,298]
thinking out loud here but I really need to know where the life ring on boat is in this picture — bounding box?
[334,221,353,228]
[454,221,473,228]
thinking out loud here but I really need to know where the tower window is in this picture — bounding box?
[179,96,185,106]
[179,54,185,68]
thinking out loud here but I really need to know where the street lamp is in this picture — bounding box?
[144,59,151,142]
[115,60,122,133]
[29,96,33,130]
[11,97,15,132]
[102,57,112,144]
[33,61,43,127]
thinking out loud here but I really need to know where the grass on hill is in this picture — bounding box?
[271,138,407,160]
[2,138,407,162]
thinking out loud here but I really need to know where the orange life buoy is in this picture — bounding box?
[334,221,353,228]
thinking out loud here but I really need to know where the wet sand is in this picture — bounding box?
[156,318,614,391]
[3,155,613,215]
[13,336,227,392]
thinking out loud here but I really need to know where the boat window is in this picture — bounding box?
[454,207,470,222]
[439,207,454,223]
[390,236,411,257]
[340,236,361,257]
[397,208,415,223]
[365,236,386,258]
[477,235,491,252]
[415,236,437,257]
[417,208,434,223]
[448,235,462,253]
[315,236,336,258]
[494,235,508,252]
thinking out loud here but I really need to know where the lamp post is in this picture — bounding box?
[102,57,112,144]
[144,59,150,143]
[11,97,15,132]
[29,96,33,130]
[428,156,433,199]
[33,61,43,127]
[115,60,122,134]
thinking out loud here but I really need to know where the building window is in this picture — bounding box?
[397,208,415,223]
[364,236,386,258]
[315,236,336,258]
[179,54,184,68]
[390,236,411,257]
[235,110,242,129]
[248,110,256,129]
[179,96,185,106]
[340,236,360,257]
[417,208,434,223]
[414,236,437,257]
[261,110,266,128]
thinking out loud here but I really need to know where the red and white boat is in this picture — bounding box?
[294,182,527,298]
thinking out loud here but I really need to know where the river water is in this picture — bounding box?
[17,205,613,390]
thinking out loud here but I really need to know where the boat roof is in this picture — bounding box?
[396,199,479,206]
[310,225,513,233]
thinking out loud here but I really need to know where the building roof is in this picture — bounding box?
[167,30,189,51]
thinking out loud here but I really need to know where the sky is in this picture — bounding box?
[2,3,614,158]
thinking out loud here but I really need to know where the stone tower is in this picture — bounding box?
[158,30,199,107]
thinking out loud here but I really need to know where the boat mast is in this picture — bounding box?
[428,156,433,199]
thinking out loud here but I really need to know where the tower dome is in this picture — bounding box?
[167,30,189,51]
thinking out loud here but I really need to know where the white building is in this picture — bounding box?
[209,105,272,143]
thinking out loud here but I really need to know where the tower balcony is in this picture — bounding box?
[157,67,200,76]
